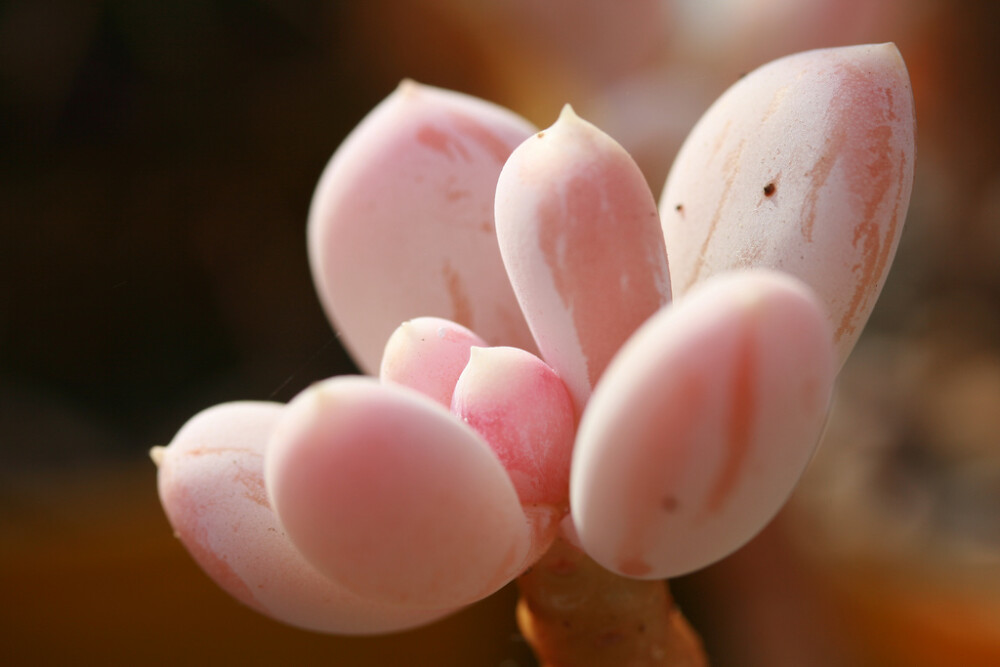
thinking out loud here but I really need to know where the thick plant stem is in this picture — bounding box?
[516,538,708,667]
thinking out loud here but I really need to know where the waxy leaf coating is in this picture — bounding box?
[571,271,835,579]
[660,43,915,367]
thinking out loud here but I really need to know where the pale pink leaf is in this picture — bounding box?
[309,81,538,373]
[155,402,452,634]
[380,316,486,407]
[265,377,537,609]
[571,270,835,579]
[495,105,671,410]
[451,345,575,508]
[660,43,915,368]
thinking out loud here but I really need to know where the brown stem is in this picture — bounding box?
[516,538,708,667]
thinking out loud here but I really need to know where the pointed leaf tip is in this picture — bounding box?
[496,106,670,410]
[149,446,165,467]
[557,103,579,123]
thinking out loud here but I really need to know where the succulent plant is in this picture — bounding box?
[153,43,914,663]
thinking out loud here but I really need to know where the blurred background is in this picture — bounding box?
[1,0,998,664]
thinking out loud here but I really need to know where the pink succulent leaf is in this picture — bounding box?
[264,377,545,609]
[570,270,835,579]
[451,345,575,509]
[380,316,487,407]
[660,43,915,368]
[308,81,539,373]
[155,402,453,634]
[495,105,672,411]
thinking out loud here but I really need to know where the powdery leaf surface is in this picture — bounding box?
[452,345,575,508]
[380,316,487,407]
[156,402,452,634]
[496,106,671,411]
[309,81,538,373]
[265,377,541,609]
[571,271,834,579]
[660,43,915,367]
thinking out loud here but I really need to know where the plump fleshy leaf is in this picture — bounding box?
[571,270,835,579]
[265,377,540,609]
[380,316,486,407]
[451,345,576,507]
[309,81,538,373]
[660,43,915,367]
[495,105,671,410]
[155,402,452,634]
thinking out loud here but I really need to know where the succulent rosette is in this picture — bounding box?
[154,44,914,636]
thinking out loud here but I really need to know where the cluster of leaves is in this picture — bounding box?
[154,44,914,637]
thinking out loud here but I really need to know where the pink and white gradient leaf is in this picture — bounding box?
[155,402,452,634]
[495,106,671,411]
[660,43,915,368]
[571,271,835,579]
[264,377,543,610]
[452,345,576,509]
[380,316,486,407]
[451,345,576,566]
[309,81,538,373]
